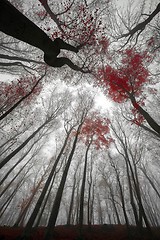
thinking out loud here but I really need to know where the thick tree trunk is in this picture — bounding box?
[130,94,160,136]
[34,172,57,228]
[0,0,55,54]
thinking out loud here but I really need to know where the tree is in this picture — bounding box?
[119,3,160,46]
[0,74,44,121]
[0,0,92,73]
[43,109,88,240]
[97,48,160,136]
[109,115,156,237]
[0,103,62,169]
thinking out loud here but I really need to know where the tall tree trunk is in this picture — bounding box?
[44,123,82,240]
[0,156,33,198]
[126,151,152,236]
[67,171,77,225]
[14,176,44,227]
[18,129,72,240]
[79,142,91,226]
[109,187,121,224]
[0,120,49,169]
[0,137,40,186]
[0,174,27,218]
[140,167,160,199]
[78,141,91,238]
[109,155,130,228]
[87,157,94,226]
[97,193,103,225]
[34,171,57,228]
[125,158,140,228]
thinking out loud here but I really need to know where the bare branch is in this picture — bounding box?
[119,3,160,42]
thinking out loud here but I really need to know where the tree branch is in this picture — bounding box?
[0,53,44,64]
[120,3,160,42]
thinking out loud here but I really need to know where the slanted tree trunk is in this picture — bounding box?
[0,156,33,198]
[0,136,41,186]
[14,174,45,227]
[0,120,50,169]
[0,74,45,121]
[129,94,160,136]
[18,128,73,240]
[140,167,160,199]
[0,172,28,219]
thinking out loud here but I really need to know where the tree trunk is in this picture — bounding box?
[67,172,77,225]
[14,176,44,227]
[0,138,40,186]
[130,94,160,136]
[0,74,45,121]
[79,141,91,238]
[0,120,49,169]
[0,0,55,53]
[18,129,72,240]
[79,142,91,226]
[44,123,82,240]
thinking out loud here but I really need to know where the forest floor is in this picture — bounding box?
[0,224,160,240]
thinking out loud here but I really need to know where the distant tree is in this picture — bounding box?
[78,114,112,226]
[44,110,87,240]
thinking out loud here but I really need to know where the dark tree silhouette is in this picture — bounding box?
[0,0,90,73]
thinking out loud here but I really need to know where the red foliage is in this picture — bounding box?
[36,9,46,18]
[97,48,149,103]
[49,3,109,53]
[79,114,113,149]
[97,36,110,54]
[131,108,145,126]
[0,76,42,114]
[36,1,110,55]
[51,4,97,44]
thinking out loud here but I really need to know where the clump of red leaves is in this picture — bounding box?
[97,48,149,103]
[37,1,110,52]
[96,48,152,126]
[79,114,113,149]
[51,4,94,43]
[0,76,42,115]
